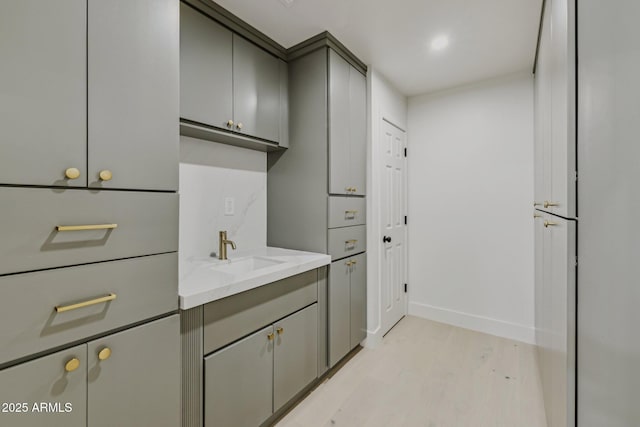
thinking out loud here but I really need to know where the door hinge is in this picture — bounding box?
[404,215,407,225]
[404,147,407,157]
[404,283,407,293]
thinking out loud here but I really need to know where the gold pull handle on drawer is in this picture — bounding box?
[56,224,118,232]
[98,347,112,361]
[267,333,275,341]
[65,358,80,372]
[345,210,358,216]
[55,293,117,313]
[345,239,358,245]
[544,201,559,208]
[276,327,284,335]
[544,221,558,228]
[346,261,353,266]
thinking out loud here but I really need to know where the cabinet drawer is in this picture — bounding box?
[327,225,366,260]
[0,187,177,276]
[0,253,177,366]
[203,269,317,355]
[328,196,365,228]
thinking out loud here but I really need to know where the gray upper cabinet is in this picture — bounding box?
[180,3,233,130]
[329,50,367,196]
[180,4,287,146]
[0,345,87,427]
[87,315,181,427]
[233,34,281,142]
[0,0,87,187]
[88,0,179,191]
[0,0,179,191]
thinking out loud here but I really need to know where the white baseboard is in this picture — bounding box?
[363,326,383,349]
[408,301,536,344]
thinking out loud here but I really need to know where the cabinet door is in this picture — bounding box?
[350,253,367,348]
[328,259,351,367]
[87,315,180,427]
[0,0,86,187]
[88,0,179,191]
[349,66,367,195]
[274,304,318,410]
[329,50,352,195]
[233,34,281,143]
[534,3,551,209]
[0,345,86,427]
[180,3,233,129]
[205,325,274,427]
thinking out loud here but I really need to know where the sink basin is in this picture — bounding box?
[210,256,285,275]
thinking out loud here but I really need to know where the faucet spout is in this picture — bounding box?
[218,231,237,260]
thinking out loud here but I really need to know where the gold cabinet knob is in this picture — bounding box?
[267,332,275,341]
[346,261,353,266]
[98,347,112,361]
[227,119,234,128]
[65,358,80,372]
[352,187,357,193]
[99,170,113,181]
[544,220,557,228]
[65,167,81,180]
[544,201,559,208]
[236,122,243,130]
[276,327,284,335]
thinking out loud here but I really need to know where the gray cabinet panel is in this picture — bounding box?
[279,60,290,148]
[0,345,86,427]
[87,315,180,427]
[327,224,366,261]
[180,3,233,128]
[0,0,86,187]
[328,260,351,367]
[0,253,177,366]
[233,34,280,143]
[328,196,366,228]
[329,50,352,195]
[203,269,317,354]
[0,188,178,276]
[350,253,367,348]
[274,304,318,410]
[349,67,367,196]
[88,0,179,191]
[205,325,274,427]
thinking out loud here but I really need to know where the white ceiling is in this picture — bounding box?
[213,0,543,96]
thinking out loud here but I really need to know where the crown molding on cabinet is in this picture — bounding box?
[287,31,368,76]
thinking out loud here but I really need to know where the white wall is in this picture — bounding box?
[179,136,266,279]
[365,68,408,347]
[407,72,535,343]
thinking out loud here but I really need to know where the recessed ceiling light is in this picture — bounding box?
[430,35,449,51]
[279,0,295,7]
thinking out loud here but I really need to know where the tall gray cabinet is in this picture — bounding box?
[533,0,577,426]
[268,34,368,370]
[0,1,180,426]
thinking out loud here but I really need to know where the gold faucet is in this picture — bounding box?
[218,231,236,260]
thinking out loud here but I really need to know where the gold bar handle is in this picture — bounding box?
[346,261,353,266]
[57,224,118,232]
[534,213,542,218]
[544,221,557,228]
[345,239,358,245]
[55,293,117,313]
[345,210,358,215]
[544,201,559,208]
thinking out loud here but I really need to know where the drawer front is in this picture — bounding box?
[327,225,366,260]
[204,269,318,355]
[0,253,177,366]
[0,187,178,276]
[328,196,365,228]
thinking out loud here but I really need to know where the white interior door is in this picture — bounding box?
[380,119,407,335]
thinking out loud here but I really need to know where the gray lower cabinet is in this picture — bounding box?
[0,345,87,427]
[329,253,366,367]
[0,0,86,187]
[87,315,181,427]
[204,304,318,427]
[180,3,287,146]
[0,315,179,427]
[204,325,274,427]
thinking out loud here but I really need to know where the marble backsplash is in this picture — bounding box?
[179,135,266,279]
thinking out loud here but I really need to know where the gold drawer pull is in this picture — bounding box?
[346,261,353,266]
[544,201,559,208]
[55,293,117,313]
[57,224,118,232]
[65,358,80,372]
[544,221,557,228]
[276,327,284,335]
[534,213,542,218]
[267,333,275,341]
[345,210,358,216]
[345,239,358,245]
[98,347,112,361]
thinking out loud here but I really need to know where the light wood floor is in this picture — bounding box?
[275,316,547,427]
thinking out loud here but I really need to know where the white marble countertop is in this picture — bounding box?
[179,247,331,309]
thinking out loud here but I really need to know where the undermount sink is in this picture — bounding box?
[210,256,285,275]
